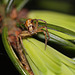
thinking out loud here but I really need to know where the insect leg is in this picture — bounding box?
[32,19,39,29]
[37,19,50,40]
[37,29,47,50]
[38,26,50,41]
[18,35,28,54]
[38,19,47,27]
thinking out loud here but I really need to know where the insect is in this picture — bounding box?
[8,19,50,74]
[17,19,50,50]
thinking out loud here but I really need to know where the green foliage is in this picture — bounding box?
[2,27,29,75]
[28,10,75,55]
[2,9,75,75]
[23,38,75,75]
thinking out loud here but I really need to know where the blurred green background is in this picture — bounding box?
[25,0,75,15]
